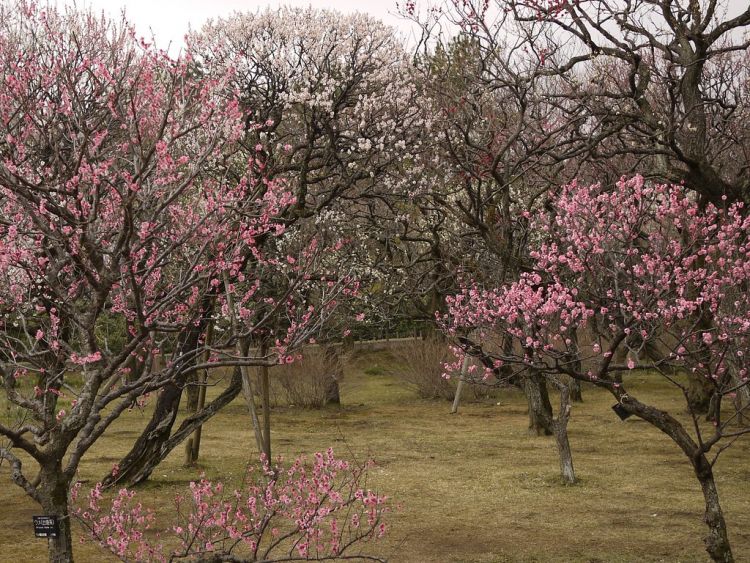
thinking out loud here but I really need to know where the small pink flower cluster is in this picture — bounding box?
[71,482,164,562]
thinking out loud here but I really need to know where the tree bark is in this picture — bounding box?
[568,378,583,403]
[521,371,576,483]
[569,330,583,402]
[186,323,214,465]
[733,382,750,427]
[239,342,268,461]
[39,463,73,563]
[616,393,733,562]
[324,377,341,405]
[554,423,576,485]
[688,372,715,415]
[185,372,200,413]
[103,367,243,487]
[553,383,576,484]
[450,355,471,414]
[103,305,209,487]
[323,344,342,406]
[102,382,184,487]
[523,372,554,436]
[260,347,271,460]
[188,377,208,463]
[694,456,734,562]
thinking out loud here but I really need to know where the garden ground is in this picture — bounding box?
[2,349,749,562]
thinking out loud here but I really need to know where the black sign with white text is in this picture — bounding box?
[33,515,59,538]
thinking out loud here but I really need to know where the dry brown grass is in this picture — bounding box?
[2,348,750,562]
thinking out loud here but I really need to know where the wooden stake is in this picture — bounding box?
[450,355,470,414]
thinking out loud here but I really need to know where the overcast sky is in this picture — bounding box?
[63,0,748,55]
[64,0,415,52]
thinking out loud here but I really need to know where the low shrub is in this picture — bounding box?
[73,450,391,562]
[275,346,346,408]
[392,337,457,400]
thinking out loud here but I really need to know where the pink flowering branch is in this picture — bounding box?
[73,450,391,563]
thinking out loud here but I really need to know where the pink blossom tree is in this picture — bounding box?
[443,175,750,561]
[105,8,428,482]
[0,3,345,561]
[410,0,750,414]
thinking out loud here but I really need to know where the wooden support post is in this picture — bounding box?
[450,355,470,414]
[260,342,271,461]
[188,322,213,464]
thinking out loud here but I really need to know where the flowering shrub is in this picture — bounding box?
[71,483,163,562]
[73,449,391,562]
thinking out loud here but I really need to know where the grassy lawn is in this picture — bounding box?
[2,349,749,562]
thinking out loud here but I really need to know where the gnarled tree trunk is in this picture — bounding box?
[523,372,553,436]
[101,381,184,487]
[552,382,576,484]
[524,370,576,484]
[39,462,73,563]
[103,367,243,487]
[688,373,715,415]
[103,299,212,487]
[618,394,733,562]
[185,322,214,466]
[695,456,733,563]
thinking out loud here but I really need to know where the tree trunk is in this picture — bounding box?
[554,424,576,485]
[39,463,73,563]
[323,344,342,406]
[552,384,576,484]
[186,323,214,465]
[687,372,715,415]
[239,339,269,461]
[260,361,271,460]
[523,372,553,436]
[185,372,200,413]
[103,367,243,487]
[523,371,576,483]
[569,330,583,402]
[733,383,750,427]
[616,393,733,562]
[104,309,208,487]
[325,377,341,405]
[450,355,470,414]
[568,378,583,403]
[102,382,184,487]
[188,376,208,464]
[694,456,734,562]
